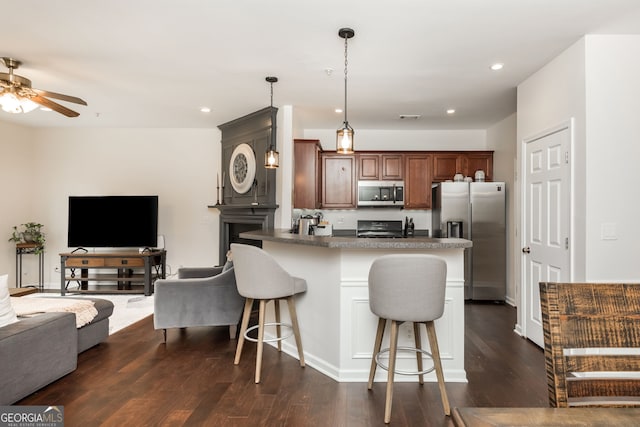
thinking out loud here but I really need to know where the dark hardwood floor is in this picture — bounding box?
[18,303,547,426]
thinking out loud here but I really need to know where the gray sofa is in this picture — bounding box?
[0,297,114,405]
[154,265,244,340]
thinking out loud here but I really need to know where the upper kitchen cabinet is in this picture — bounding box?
[432,152,465,182]
[465,152,493,181]
[432,151,494,182]
[357,153,404,180]
[321,153,357,209]
[404,153,432,209]
[293,139,323,209]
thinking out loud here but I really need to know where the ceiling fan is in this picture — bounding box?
[0,57,87,117]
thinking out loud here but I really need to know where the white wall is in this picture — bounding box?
[487,113,517,304]
[516,34,640,331]
[517,38,588,286]
[304,128,487,152]
[584,35,640,280]
[516,38,586,332]
[9,127,221,288]
[0,121,35,285]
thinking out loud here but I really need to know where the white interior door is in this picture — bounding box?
[522,124,571,347]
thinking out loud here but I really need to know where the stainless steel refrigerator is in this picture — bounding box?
[432,182,506,301]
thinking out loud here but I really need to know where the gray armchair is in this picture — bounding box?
[153,265,244,341]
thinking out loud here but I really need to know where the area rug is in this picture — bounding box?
[23,293,154,334]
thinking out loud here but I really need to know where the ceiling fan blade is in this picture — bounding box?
[33,88,87,106]
[31,95,80,117]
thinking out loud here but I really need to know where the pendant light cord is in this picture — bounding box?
[343,35,349,124]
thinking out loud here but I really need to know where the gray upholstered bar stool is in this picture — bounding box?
[367,254,450,424]
[230,243,306,383]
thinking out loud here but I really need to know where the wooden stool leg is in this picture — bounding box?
[234,298,253,365]
[287,296,305,367]
[255,299,267,383]
[385,320,399,424]
[426,321,450,416]
[413,322,424,384]
[275,299,282,352]
[368,317,386,389]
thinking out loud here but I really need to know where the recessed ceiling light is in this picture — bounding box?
[335,108,343,113]
[200,107,211,113]
[490,63,504,71]
[446,109,456,115]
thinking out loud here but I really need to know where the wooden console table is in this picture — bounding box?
[60,250,166,296]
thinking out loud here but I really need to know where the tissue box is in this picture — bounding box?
[313,224,333,236]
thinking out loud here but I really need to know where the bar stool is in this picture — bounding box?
[230,243,306,383]
[367,254,450,424]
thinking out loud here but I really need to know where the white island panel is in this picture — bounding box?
[259,239,467,383]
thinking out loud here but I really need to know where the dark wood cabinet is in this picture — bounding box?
[293,139,323,209]
[357,154,380,180]
[433,152,465,182]
[321,153,356,209]
[381,154,404,180]
[465,152,493,181]
[432,151,494,182]
[357,153,404,180]
[404,154,432,209]
[293,147,493,210]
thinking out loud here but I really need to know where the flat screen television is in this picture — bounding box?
[68,195,158,248]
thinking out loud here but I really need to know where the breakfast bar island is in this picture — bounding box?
[239,229,472,383]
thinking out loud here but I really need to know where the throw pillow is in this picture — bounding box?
[0,274,19,327]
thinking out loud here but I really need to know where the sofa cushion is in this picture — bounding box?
[0,275,18,328]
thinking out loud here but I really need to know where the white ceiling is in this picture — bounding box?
[1,0,640,130]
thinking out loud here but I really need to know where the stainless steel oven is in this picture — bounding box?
[357,181,404,207]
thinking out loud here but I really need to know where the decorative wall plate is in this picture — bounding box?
[229,143,256,194]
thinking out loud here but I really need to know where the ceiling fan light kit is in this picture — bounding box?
[336,27,355,154]
[0,57,87,117]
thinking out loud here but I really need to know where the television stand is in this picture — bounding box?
[60,250,166,296]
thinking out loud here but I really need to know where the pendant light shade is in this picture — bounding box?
[264,76,279,168]
[337,27,355,154]
[265,148,279,169]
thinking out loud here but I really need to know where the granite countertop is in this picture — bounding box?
[238,229,472,249]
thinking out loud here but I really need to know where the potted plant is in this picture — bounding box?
[9,222,46,253]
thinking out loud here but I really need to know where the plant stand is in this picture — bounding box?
[15,243,44,291]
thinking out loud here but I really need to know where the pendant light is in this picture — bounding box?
[337,27,355,154]
[264,76,279,168]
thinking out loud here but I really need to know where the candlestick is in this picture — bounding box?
[221,171,226,205]
[216,173,220,205]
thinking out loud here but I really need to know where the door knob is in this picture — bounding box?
[522,246,531,254]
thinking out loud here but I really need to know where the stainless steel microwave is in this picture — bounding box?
[357,181,404,207]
